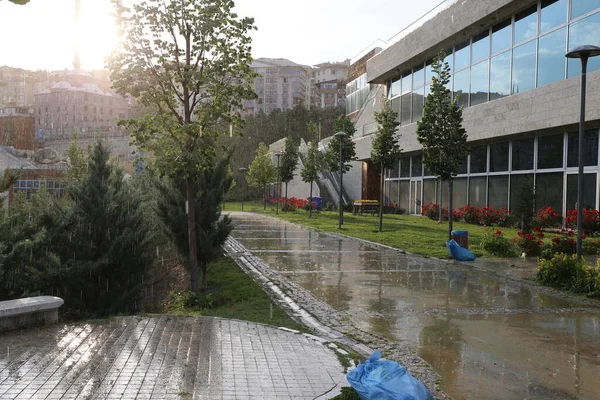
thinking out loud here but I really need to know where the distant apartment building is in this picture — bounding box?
[0,66,45,108]
[242,58,309,115]
[309,61,350,110]
[34,68,131,140]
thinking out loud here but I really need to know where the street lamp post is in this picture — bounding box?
[239,167,247,212]
[335,131,345,229]
[275,152,282,215]
[566,45,600,258]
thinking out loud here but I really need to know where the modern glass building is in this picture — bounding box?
[354,0,600,218]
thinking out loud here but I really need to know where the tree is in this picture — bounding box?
[155,154,233,289]
[280,136,298,209]
[416,51,469,240]
[5,1,30,4]
[246,143,276,210]
[324,115,357,173]
[513,176,537,233]
[371,100,402,232]
[109,0,256,292]
[64,131,89,184]
[300,140,322,217]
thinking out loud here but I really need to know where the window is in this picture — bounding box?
[567,12,600,78]
[537,27,567,87]
[490,142,509,172]
[470,60,489,106]
[470,145,487,173]
[492,19,512,54]
[514,5,538,44]
[541,0,567,32]
[400,157,411,177]
[537,134,563,169]
[489,176,509,208]
[566,174,596,210]
[454,40,470,71]
[469,176,487,207]
[571,0,600,19]
[453,68,469,108]
[453,178,468,209]
[400,93,411,125]
[510,174,534,210]
[567,129,598,167]
[536,173,563,213]
[425,60,434,85]
[412,87,424,122]
[413,66,425,89]
[472,30,490,62]
[412,155,423,177]
[390,77,401,98]
[401,73,412,96]
[512,40,536,94]
[512,138,535,170]
[490,51,511,100]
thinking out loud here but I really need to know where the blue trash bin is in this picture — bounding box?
[451,230,469,249]
[310,196,322,211]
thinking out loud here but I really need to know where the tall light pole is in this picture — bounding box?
[335,131,345,229]
[239,167,247,212]
[566,45,600,258]
[275,152,282,215]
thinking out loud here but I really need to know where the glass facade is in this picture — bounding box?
[386,1,600,126]
[385,129,600,218]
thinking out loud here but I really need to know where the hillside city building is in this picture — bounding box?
[343,0,600,219]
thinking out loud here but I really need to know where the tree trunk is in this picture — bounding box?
[186,178,199,292]
[200,261,207,289]
[309,181,313,217]
[378,164,384,232]
[263,184,266,210]
[448,178,454,241]
[438,180,443,223]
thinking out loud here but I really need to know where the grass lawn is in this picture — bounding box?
[225,201,525,259]
[165,256,306,331]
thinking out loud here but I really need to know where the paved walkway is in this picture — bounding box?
[0,315,345,399]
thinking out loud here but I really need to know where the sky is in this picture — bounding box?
[0,0,443,71]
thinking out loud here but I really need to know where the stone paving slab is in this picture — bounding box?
[0,316,345,399]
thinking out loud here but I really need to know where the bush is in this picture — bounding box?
[537,253,599,294]
[383,202,406,215]
[512,227,545,256]
[457,205,479,224]
[534,206,561,229]
[479,206,512,227]
[566,208,600,234]
[480,229,518,257]
[421,202,447,221]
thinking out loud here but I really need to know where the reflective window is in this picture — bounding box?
[425,60,434,84]
[390,78,401,98]
[389,160,400,178]
[453,68,469,108]
[489,175,509,208]
[490,51,511,100]
[568,12,600,78]
[399,181,410,210]
[514,5,538,44]
[470,145,487,173]
[444,50,454,73]
[423,179,437,205]
[512,40,537,94]
[391,97,401,122]
[469,176,487,207]
[492,19,512,54]
[401,73,412,95]
[512,138,535,170]
[541,0,567,32]
[400,157,411,177]
[424,84,431,102]
[401,94,411,125]
[566,173,596,210]
[490,142,509,172]
[455,40,470,71]
[412,155,423,177]
[387,181,400,204]
[537,134,564,169]
[412,87,425,122]
[470,60,489,106]
[413,66,425,89]
[536,172,563,213]
[458,157,468,174]
[472,30,490,62]
[453,178,468,209]
[537,27,567,87]
[567,129,598,167]
[571,0,600,19]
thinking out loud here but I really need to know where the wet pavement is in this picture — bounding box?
[0,315,345,399]
[230,213,600,400]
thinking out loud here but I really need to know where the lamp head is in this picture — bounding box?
[334,131,346,137]
[566,45,600,59]
[239,167,247,173]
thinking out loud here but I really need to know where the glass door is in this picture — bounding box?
[410,179,423,215]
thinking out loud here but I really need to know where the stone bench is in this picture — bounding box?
[0,296,64,332]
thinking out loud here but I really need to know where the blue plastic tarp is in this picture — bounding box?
[347,350,433,400]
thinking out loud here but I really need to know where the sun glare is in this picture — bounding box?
[76,1,119,70]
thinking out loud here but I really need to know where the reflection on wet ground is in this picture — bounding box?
[232,214,600,400]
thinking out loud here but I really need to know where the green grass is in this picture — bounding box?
[165,256,306,331]
[225,201,524,259]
